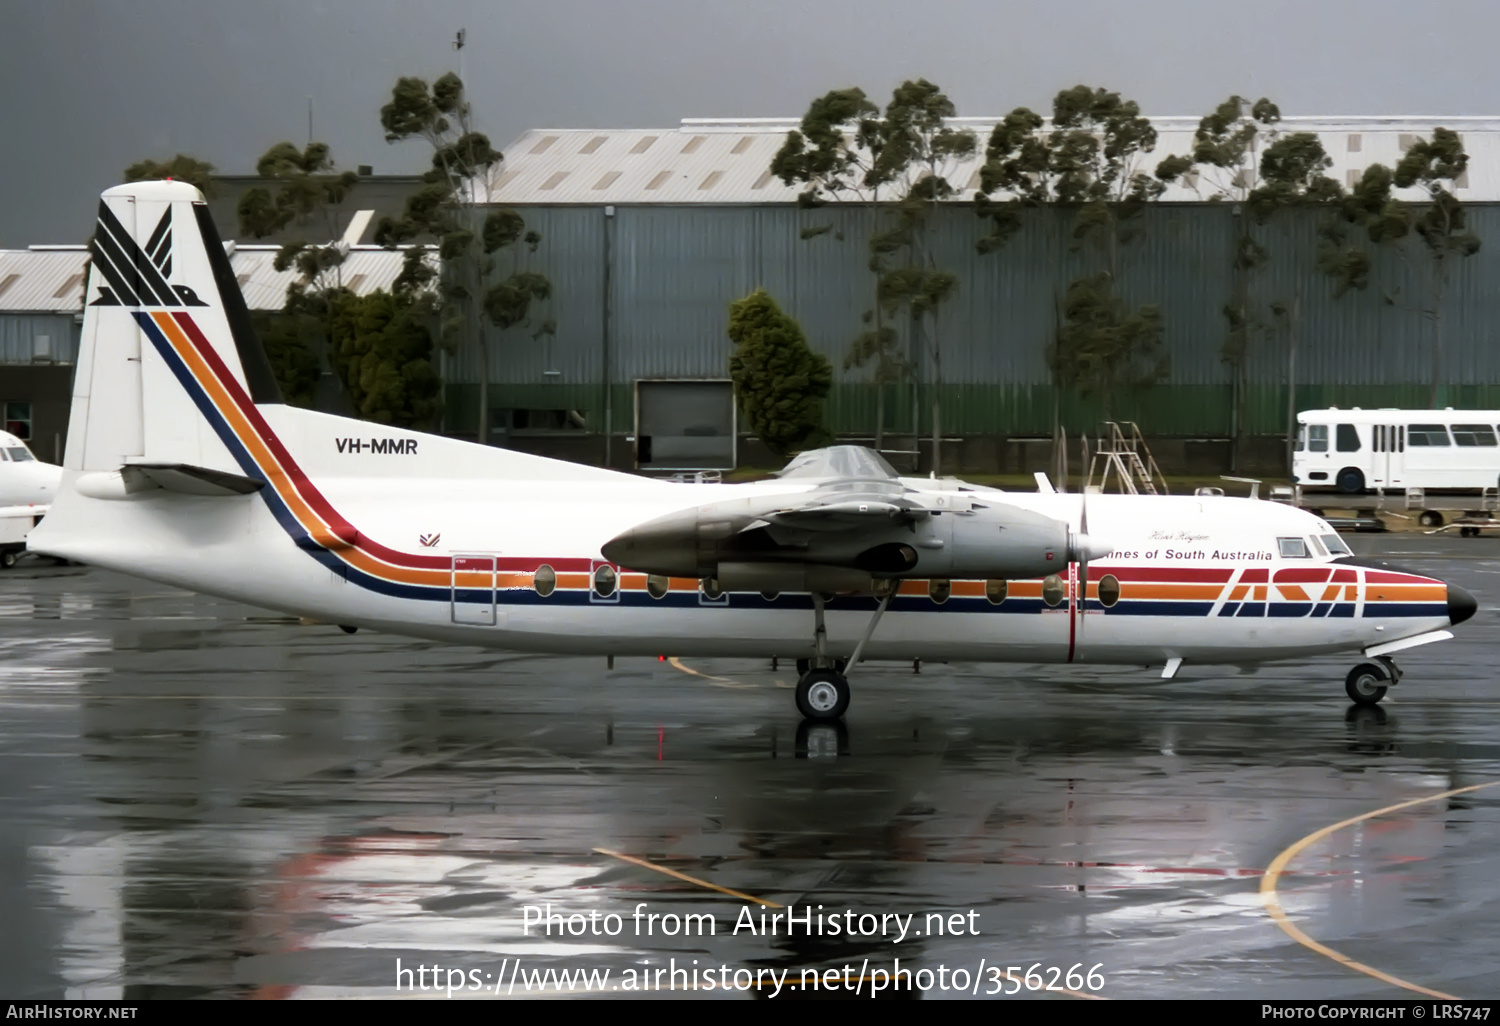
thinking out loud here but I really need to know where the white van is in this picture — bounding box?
[1294,408,1500,494]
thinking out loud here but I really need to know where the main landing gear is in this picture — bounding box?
[793,591,893,722]
[1345,656,1401,707]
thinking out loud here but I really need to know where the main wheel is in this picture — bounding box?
[1419,510,1444,528]
[1336,467,1365,494]
[795,669,850,721]
[1345,663,1389,707]
[0,550,16,570]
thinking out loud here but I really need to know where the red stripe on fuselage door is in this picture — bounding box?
[1067,561,1079,663]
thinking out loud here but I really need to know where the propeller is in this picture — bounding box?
[1069,434,1112,645]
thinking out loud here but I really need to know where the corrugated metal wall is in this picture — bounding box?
[444,202,1500,436]
[0,314,80,364]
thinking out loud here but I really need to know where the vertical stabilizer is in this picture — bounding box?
[69,181,281,473]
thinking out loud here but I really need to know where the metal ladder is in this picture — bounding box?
[1085,421,1169,495]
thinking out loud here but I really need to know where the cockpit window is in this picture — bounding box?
[1308,535,1328,556]
[1320,533,1352,556]
[1278,537,1309,558]
[6,447,32,462]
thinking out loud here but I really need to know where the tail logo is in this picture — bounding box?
[89,202,209,308]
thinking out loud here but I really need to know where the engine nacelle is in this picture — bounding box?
[602,492,1097,584]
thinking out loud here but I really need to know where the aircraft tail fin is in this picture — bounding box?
[66,179,279,475]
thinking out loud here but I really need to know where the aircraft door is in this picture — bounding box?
[452,554,497,626]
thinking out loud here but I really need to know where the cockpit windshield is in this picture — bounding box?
[5,447,33,462]
[1319,533,1351,556]
[774,445,899,482]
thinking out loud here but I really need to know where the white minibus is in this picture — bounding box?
[1293,408,1500,494]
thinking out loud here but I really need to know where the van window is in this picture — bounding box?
[1407,424,1451,447]
[1451,424,1497,447]
[1295,425,1306,452]
[1336,424,1361,452]
[1308,425,1329,452]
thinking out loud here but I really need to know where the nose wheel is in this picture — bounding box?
[1345,661,1394,706]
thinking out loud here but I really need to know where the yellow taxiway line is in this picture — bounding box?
[1261,780,1500,999]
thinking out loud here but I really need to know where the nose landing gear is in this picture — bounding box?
[1345,656,1401,707]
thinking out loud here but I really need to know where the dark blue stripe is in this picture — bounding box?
[1237,602,1265,617]
[1270,603,1314,617]
[1218,602,1240,618]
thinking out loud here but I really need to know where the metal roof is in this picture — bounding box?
[0,244,427,313]
[484,116,1500,205]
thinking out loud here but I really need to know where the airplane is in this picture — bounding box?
[0,429,63,507]
[0,429,63,568]
[25,181,1478,719]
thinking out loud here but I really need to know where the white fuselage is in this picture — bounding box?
[30,415,1451,670]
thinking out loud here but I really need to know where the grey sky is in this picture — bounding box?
[2,0,1495,246]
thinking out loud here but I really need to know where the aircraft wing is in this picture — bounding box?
[602,445,1095,584]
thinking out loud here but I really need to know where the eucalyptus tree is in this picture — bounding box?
[1167,96,1282,467]
[866,79,976,473]
[1243,131,1343,466]
[976,86,1184,425]
[1318,128,1480,406]
[123,154,218,195]
[772,88,905,449]
[375,73,551,443]
[234,141,363,410]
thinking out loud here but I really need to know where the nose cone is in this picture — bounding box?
[1447,582,1478,626]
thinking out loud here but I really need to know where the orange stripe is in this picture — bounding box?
[1122,583,1224,601]
[1367,584,1446,602]
[153,313,452,589]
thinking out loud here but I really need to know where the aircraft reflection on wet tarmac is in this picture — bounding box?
[2,534,1499,999]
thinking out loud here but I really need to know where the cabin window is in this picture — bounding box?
[1451,424,1498,447]
[700,577,723,600]
[1278,537,1309,558]
[1042,574,1065,606]
[1336,424,1361,452]
[759,590,779,602]
[593,564,618,598]
[985,579,1007,604]
[533,564,556,597]
[647,574,669,599]
[928,579,951,604]
[1097,574,1121,608]
[1320,533,1352,555]
[1308,424,1328,452]
[1408,424,1451,447]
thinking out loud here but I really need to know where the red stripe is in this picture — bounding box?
[1274,568,1332,584]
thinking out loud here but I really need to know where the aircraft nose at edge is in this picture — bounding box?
[1447,582,1478,626]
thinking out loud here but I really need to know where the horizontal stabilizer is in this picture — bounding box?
[124,462,265,496]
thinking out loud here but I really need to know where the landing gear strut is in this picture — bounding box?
[793,590,894,722]
[1345,657,1400,707]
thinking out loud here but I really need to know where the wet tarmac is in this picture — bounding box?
[2,533,1499,1000]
